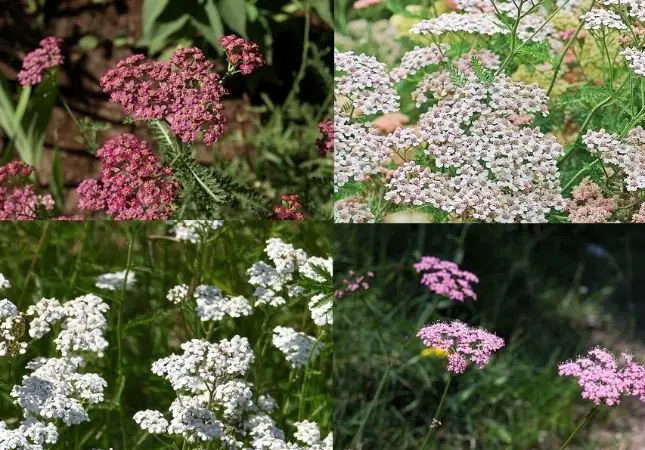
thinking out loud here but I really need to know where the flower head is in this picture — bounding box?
[334,271,374,298]
[317,120,334,155]
[0,161,54,220]
[414,256,479,302]
[273,194,305,220]
[17,36,63,87]
[417,321,505,374]
[77,134,178,219]
[101,48,228,144]
[219,35,264,75]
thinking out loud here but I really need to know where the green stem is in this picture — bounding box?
[559,404,599,449]
[282,0,311,112]
[420,374,452,450]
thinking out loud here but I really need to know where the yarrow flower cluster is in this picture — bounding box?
[622,47,645,76]
[559,347,645,406]
[334,271,374,298]
[583,9,627,30]
[0,298,27,357]
[219,35,265,75]
[414,256,479,302]
[193,285,253,321]
[417,321,505,374]
[583,128,645,191]
[95,270,136,291]
[170,220,225,243]
[385,76,565,222]
[101,47,231,145]
[411,13,509,36]
[316,120,334,155]
[273,194,305,220]
[334,197,375,223]
[0,161,54,220]
[566,178,617,223]
[390,45,448,82]
[272,326,321,369]
[26,294,110,357]
[77,134,178,219]
[0,273,10,290]
[17,36,63,87]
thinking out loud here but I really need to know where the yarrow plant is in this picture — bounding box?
[17,36,63,87]
[414,256,479,302]
[334,0,645,222]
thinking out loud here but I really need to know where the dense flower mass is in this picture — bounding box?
[414,256,479,302]
[95,270,136,291]
[100,48,228,145]
[272,326,321,368]
[17,36,64,87]
[559,347,645,406]
[316,120,334,155]
[334,197,375,223]
[273,194,305,220]
[0,299,27,357]
[0,161,54,220]
[77,134,178,219]
[566,178,617,223]
[170,220,225,243]
[417,321,505,373]
[219,35,265,75]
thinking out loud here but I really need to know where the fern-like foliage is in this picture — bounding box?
[149,120,272,218]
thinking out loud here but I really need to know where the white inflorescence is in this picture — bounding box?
[95,270,136,291]
[26,298,64,339]
[166,284,189,304]
[0,273,10,290]
[583,128,645,191]
[193,285,253,321]
[133,410,169,434]
[411,13,509,36]
[272,326,321,369]
[11,356,107,426]
[390,45,448,82]
[582,9,627,30]
[622,48,645,76]
[213,379,254,418]
[54,294,110,357]
[334,198,375,223]
[170,221,225,243]
[385,76,565,223]
[0,418,59,449]
[335,49,399,115]
[0,299,28,357]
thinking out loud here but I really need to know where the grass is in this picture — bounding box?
[0,220,332,450]
[333,224,644,450]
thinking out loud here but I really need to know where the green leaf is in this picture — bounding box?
[312,0,333,25]
[204,0,225,39]
[142,0,170,37]
[219,0,247,36]
[50,147,65,208]
[147,14,191,54]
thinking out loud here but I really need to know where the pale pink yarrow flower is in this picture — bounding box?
[335,271,375,298]
[17,36,63,87]
[414,256,479,302]
[0,161,54,220]
[558,347,635,406]
[417,321,505,374]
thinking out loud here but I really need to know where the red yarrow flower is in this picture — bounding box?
[76,134,179,220]
[273,194,305,220]
[417,321,505,374]
[414,256,479,302]
[0,161,54,219]
[17,36,64,87]
[219,35,265,75]
[100,48,227,145]
[317,120,334,155]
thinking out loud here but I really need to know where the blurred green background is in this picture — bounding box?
[334,224,645,450]
[0,220,332,449]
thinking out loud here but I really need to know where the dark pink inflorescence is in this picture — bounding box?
[417,321,505,374]
[0,161,54,219]
[335,271,375,298]
[414,256,479,302]
[273,194,305,220]
[316,120,334,155]
[559,347,645,407]
[100,48,228,145]
[219,35,265,75]
[76,134,179,220]
[17,36,64,87]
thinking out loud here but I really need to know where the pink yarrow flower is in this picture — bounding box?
[17,36,63,87]
[414,256,479,302]
[77,134,178,219]
[273,194,305,220]
[100,48,228,145]
[559,347,645,406]
[335,271,375,298]
[417,321,505,374]
[0,161,54,219]
[219,35,265,75]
